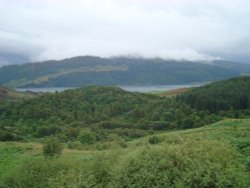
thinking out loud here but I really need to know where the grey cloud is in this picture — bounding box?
[0,0,250,64]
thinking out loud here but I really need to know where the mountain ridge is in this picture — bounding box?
[1,56,250,88]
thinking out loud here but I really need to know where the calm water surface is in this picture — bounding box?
[16,84,203,93]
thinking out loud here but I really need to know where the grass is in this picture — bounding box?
[1,118,249,158]
[126,118,249,145]
[0,118,249,187]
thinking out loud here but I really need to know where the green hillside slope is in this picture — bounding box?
[0,86,217,142]
[0,118,249,187]
[1,75,250,142]
[178,76,250,113]
[0,77,250,187]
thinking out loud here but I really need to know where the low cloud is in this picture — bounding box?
[0,0,250,63]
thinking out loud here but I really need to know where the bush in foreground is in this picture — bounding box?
[1,140,249,188]
[112,140,249,187]
[42,137,63,158]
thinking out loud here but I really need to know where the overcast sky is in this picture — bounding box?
[0,0,250,65]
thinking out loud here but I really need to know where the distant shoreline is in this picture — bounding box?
[16,84,204,93]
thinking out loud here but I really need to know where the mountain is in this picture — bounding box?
[0,56,250,88]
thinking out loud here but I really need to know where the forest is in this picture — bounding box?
[0,76,250,187]
[178,76,250,113]
[0,86,222,143]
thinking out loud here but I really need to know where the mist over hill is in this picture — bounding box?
[0,56,250,88]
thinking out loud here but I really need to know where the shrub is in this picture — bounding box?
[0,131,15,141]
[1,153,114,188]
[148,135,162,144]
[78,130,96,145]
[0,131,22,141]
[111,140,249,187]
[42,137,63,158]
[1,158,71,188]
[68,141,82,150]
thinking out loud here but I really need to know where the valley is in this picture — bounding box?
[1,1,250,187]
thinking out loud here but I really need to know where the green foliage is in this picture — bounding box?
[178,76,250,113]
[42,137,63,158]
[0,86,215,142]
[2,158,70,188]
[1,77,250,187]
[1,152,115,188]
[1,140,249,187]
[148,135,162,144]
[78,130,96,145]
[35,125,61,137]
[233,139,250,170]
[0,131,17,141]
[67,141,82,150]
[0,145,24,182]
[1,118,250,187]
[0,77,249,145]
[112,141,248,188]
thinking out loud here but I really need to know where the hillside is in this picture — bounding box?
[0,77,250,187]
[0,85,37,101]
[1,56,250,88]
[1,76,250,142]
[0,118,249,187]
[1,86,217,142]
[178,76,250,113]
[153,87,190,97]
[1,76,250,141]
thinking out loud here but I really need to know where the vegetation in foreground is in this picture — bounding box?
[0,118,249,187]
[0,76,249,187]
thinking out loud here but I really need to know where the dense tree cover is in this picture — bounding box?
[0,86,219,143]
[1,76,250,144]
[1,56,250,88]
[178,76,250,113]
[1,89,250,187]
